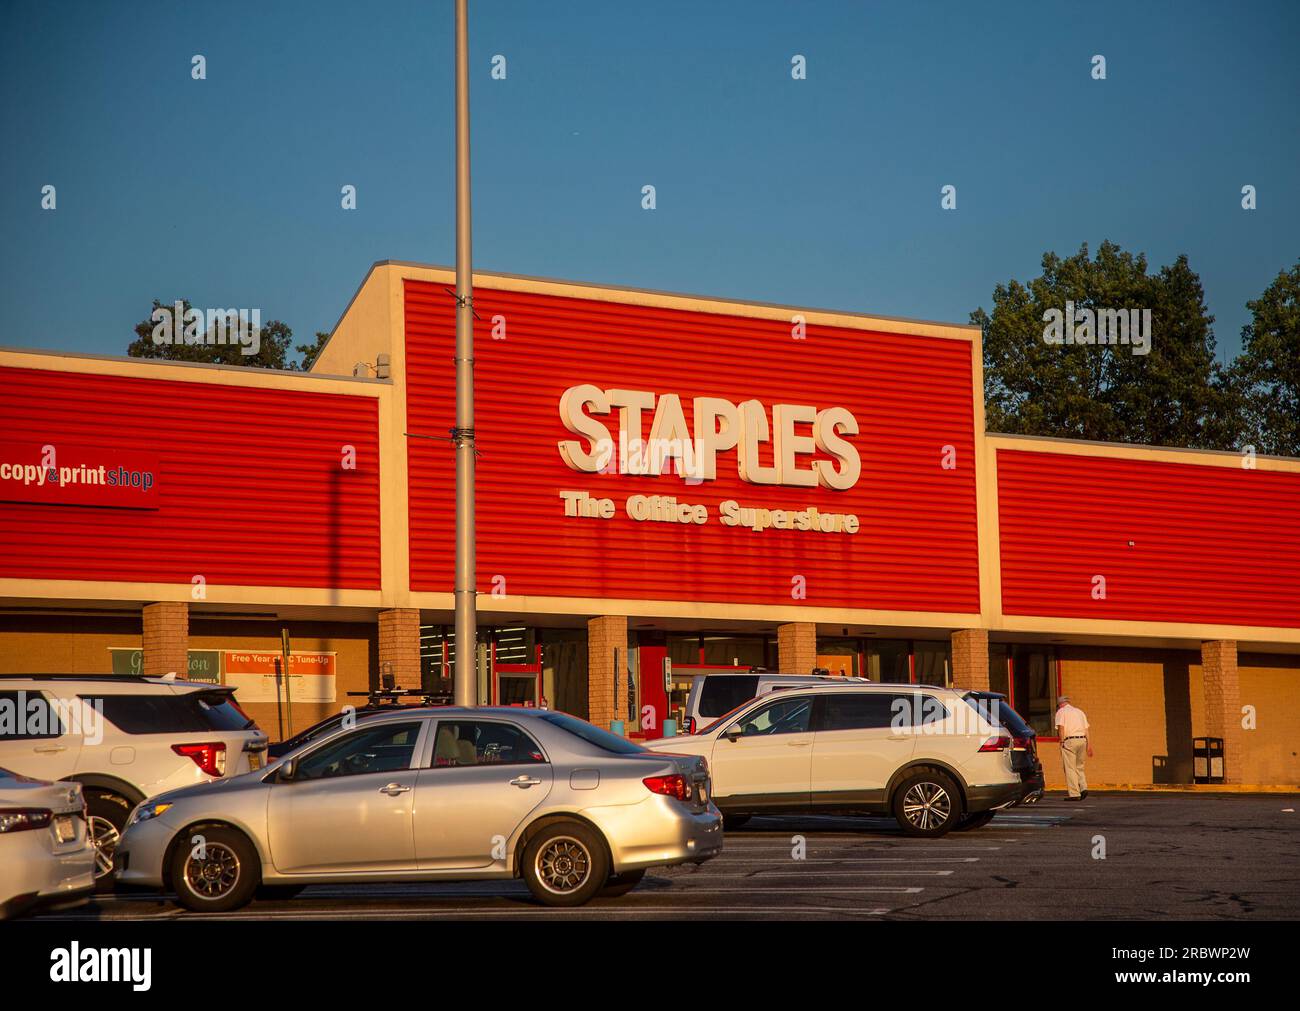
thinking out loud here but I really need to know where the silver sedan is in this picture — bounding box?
[114,707,722,910]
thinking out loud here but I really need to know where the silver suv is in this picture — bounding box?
[0,675,267,880]
[115,707,722,910]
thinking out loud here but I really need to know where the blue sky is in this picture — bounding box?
[2,0,1297,363]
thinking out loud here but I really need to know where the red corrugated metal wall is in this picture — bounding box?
[406,281,980,612]
[997,448,1300,627]
[0,366,381,589]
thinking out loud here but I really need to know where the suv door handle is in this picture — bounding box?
[510,775,542,788]
[888,735,910,741]
[379,782,411,796]
[33,744,67,753]
[786,741,812,747]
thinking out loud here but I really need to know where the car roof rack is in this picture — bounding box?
[346,688,453,707]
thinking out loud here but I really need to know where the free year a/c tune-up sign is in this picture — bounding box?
[0,441,160,509]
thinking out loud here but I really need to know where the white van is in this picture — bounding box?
[682,671,870,734]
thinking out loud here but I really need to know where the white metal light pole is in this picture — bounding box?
[453,0,477,707]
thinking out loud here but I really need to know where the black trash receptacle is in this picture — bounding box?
[1192,737,1224,784]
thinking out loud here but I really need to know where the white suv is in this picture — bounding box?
[652,683,1022,837]
[0,675,268,879]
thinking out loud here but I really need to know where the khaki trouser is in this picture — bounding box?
[1061,737,1088,797]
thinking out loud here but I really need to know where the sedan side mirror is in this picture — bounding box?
[723,724,744,743]
[279,758,297,782]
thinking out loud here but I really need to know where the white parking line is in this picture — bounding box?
[698,856,982,863]
[176,905,898,919]
[722,836,1003,847]
[632,886,924,894]
[663,869,955,878]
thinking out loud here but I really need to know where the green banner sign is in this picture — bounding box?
[108,648,222,683]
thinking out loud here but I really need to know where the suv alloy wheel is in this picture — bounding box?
[893,769,960,838]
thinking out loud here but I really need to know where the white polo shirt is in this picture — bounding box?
[1055,703,1089,739]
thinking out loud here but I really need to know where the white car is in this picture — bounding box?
[653,682,1023,836]
[0,675,268,881]
[0,767,96,918]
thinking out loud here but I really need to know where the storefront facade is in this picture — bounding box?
[3,261,1298,786]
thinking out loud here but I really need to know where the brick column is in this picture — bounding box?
[378,608,422,690]
[1201,640,1242,783]
[951,629,989,691]
[588,615,627,731]
[777,622,817,674]
[142,602,189,677]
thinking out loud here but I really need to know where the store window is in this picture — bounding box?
[666,632,775,669]
[866,640,910,683]
[913,641,951,687]
[816,637,862,677]
[1010,645,1058,737]
[422,626,589,719]
[491,627,532,666]
[540,628,588,721]
[666,634,700,668]
[420,625,455,699]
[701,634,772,668]
[989,644,1010,697]
[813,637,954,686]
[986,643,1057,735]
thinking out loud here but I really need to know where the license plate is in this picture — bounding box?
[248,751,263,771]
[54,814,76,844]
[697,780,709,804]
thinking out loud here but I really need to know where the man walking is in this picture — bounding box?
[1054,695,1092,800]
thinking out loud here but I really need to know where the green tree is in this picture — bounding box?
[1234,262,1300,457]
[294,331,331,372]
[128,299,295,370]
[972,241,1241,450]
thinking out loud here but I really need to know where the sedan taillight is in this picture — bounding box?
[0,808,53,833]
[173,742,227,776]
[978,735,1011,752]
[643,774,690,801]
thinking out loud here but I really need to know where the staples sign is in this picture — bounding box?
[557,385,861,490]
[0,442,160,510]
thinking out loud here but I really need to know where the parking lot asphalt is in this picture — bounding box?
[29,793,1300,921]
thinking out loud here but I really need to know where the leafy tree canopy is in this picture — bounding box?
[972,241,1241,450]
[1233,261,1300,457]
[128,299,316,371]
